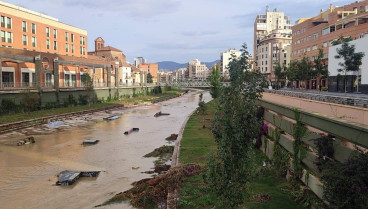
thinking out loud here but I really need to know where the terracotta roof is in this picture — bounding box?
[97,46,122,52]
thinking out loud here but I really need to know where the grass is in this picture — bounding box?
[178,100,307,209]
[0,88,183,125]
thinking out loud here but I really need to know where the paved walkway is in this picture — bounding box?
[265,88,368,108]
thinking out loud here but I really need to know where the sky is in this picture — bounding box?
[5,0,353,63]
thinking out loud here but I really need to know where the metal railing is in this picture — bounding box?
[0,82,36,89]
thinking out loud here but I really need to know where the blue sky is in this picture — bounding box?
[6,0,353,63]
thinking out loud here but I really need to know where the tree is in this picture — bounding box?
[297,56,312,90]
[274,63,286,89]
[209,43,266,208]
[331,35,352,46]
[313,48,328,90]
[81,73,94,105]
[209,64,221,99]
[147,73,153,83]
[285,60,299,88]
[334,39,365,93]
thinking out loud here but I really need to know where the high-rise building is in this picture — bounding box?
[188,59,209,80]
[291,0,368,89]
[254,6,293,59]
[220,49,241,78]
[0,1,88,57]
[254,7,293,83]
[134,57,146,67]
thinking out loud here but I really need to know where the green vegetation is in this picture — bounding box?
[147,73,153,83]
[209,64,221,99]
[178,100,307,209]
[0,87,183,125]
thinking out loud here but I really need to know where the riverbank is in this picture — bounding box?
[0,88,185,145]
[176,100,307,209]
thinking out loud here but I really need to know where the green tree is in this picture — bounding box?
[296,56,312,90]
[147,73,153,83]
[274,63,286,89]
[313,48,328,90]
[81,73,94,105]
[334,39,365,93]
[209,43,266,208]
[331,35,352,46]
[209,64,221,99]
[285,60,299,88]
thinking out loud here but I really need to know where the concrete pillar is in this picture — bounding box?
[107,66,111,88]
[115,62,119,88]
[35,55,41,92]
[0,57,2,88]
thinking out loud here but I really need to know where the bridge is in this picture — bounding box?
[159,80,211,88]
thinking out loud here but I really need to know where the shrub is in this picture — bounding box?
[45,102,59,109]
[321,87,328,91]
[68,94,77,106]
[21,91,40,112]
[321,150,368,209]
[0,98,17,114]
[78,95,88,105]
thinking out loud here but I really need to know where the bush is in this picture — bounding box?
[321,150,368,209]
[68,94,77,106]
[78,95,88,105]
[0,98,17,114]
[21,91,40,112]
[45,102,59,109]
[151,86,162,94]
[321,87,328,91]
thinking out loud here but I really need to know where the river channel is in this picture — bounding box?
[0,90,211,209]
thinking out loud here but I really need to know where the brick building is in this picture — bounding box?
[291,1,368,89]
[138,63,158,83]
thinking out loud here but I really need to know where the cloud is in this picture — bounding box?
[181,30,220,37]
[62,0,181,19]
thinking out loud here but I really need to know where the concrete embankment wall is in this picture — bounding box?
[0,87,154,106]
[258,99,368,200]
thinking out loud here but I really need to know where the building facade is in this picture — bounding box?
[220,49,241,78]
[328,36,368,93]
[138,63,158,83]
[254,7,293,59]
[291,1,368,88]
[0,1,87,57]
[134,57,146,68]
[188,59,209,80]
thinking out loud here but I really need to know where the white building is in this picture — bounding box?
[188,59,209,80]
[220,49,241,78]
[134,57,146,68]
[122,64,133,86]
[328,36,368,93]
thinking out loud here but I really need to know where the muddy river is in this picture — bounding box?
[0,90,211,209]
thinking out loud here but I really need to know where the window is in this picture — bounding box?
[65,32,68,41]
[6,17,11,29]
[31,23,36,34]
[22,35,27,46]
[46,27,50,37]
[307,36,311,41]
[312,45,318,50]
[80,36,85,45]
[313,33,318,39]
[7,32,12,43]
[65,43,69,52]
[71,34,74,42]
[323,54,328,59]
[307,47,311,52]
[46,39,50,49]
[22,21,27,32]
[297,30,300,35]
[322,27,329,35]
[53,29,57,38]
[323,42,328,48]
[71,44,74,53]
[53,41,57,50]
[31,37,36,47]
[80,46,86,55]
[1,31,5,42]
[0,16,4,27]
[359,33,364,38]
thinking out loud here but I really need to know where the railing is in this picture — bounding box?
[265,89,368,108]
[0,82,36,89]
[258,99,368,199]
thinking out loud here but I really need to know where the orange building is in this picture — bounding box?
[0,1,87,57]
[138,63,158,83]
[291,1,368,88]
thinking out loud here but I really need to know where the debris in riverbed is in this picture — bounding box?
[103,115,120,121]
[132,166,140,170]
[154,111,170,117]
[124,128,139,135]
[144,145,174,158]
[165,134,178,141]
[142,164,171,175]
[82,139,99,145]
[56,170,100,186]
[98,164,202,208]
[47,121,63,128]
[16,136,35,146]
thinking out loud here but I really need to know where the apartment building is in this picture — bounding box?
[291,1,368,89]
[220,49,241,78]
[256,30,292,82]
[188,59,209,80]
[138,63,158,83]
[0,1,87,57]
[254,7,293,59]
[134,57,146,68]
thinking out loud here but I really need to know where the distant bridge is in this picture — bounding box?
[159,80,211,88]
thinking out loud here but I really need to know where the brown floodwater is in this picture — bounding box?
[0,90,211,209]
